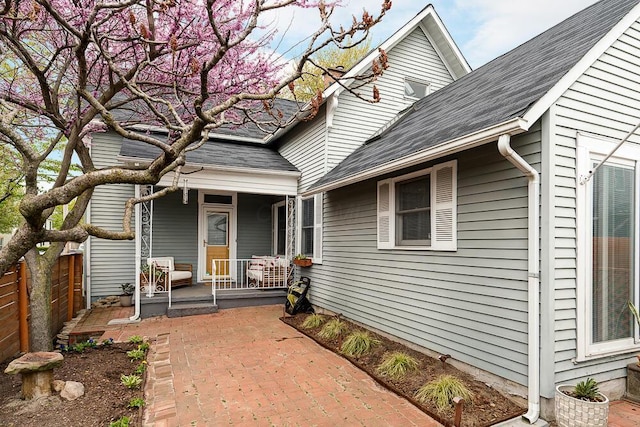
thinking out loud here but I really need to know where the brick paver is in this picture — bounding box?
[101,305,441,426]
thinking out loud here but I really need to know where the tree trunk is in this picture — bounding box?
[24,250,56,351]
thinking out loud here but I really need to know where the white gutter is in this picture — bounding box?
[497,134,540,424]
[85,200,92,310]
[303,117,528,196]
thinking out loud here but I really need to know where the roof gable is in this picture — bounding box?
[309,0,640,193]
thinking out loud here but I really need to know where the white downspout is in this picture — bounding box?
[497,134,540,424]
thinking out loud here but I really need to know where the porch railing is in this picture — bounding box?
[211,258,291,305]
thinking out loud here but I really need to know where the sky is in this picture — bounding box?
[265,0,600,69]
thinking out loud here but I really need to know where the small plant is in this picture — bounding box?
[101,338,114,346]
[109,416,130,427]
[341,330,380,357]
[128,335,144,344]
[415,375,473,412]
[120,374,143,389]
[302,314,325,329]
[318,318,348,340]
[630,301,640,328]
[138,341,150,352]
[134,361,148,375]
[293,254,308,260]
[121,283,134,295]
[377,351,419,380]
[128,397,145,408]
[127,348,146,361]
[572,377,601,401]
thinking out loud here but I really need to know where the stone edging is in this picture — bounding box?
[55,309,88,348]
[143,333,177,426]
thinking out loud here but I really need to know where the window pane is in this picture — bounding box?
[302,198,314,227]
[301,198,314,256]
[398,177,429,211]
[404,80,428,98]
[301,229,313,256]
[207,213,228,246]
[204,194,233,204]
[401,211,430,241]
[592,164,634,343]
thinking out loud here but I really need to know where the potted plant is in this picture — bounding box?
[626,301,640,402]
[293,254,312,267]
[119,283,134,307]
[555,377,609,427]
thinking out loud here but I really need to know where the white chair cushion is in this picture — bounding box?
[247,270,263,281]
[169,270,191,281]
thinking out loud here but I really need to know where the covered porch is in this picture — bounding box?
[129,155,300,318]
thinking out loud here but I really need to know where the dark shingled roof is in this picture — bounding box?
[119,136,299,172]
[310,0,639,190]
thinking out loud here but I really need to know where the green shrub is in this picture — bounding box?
[138,341,150,352]
[340,331,380,357]
[574,377,599,401]
[120,374,143,389]
[318,319,348,340]
[127,348,145,361]
[415,375,473,412]
[128,335,144,344]
[128,397,145,408]
[134,362,147,375]
[109,417,130,427]
[301,314,326,329]
[376,351,419,379]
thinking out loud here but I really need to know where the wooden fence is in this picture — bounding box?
[0,253,83,362]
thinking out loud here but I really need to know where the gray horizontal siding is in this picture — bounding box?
[550,19,640,386]
[328,27,455,171]
[305,132,539,387]
[237,194,277,259]
[151,189,198,274]
[88,132,136,300]
[278,108,327,191]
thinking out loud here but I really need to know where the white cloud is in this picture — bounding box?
[454,0,599,67]
[263,0,601,68]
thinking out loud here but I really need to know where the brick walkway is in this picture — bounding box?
[80,305,640,427]
[101,305,440,426]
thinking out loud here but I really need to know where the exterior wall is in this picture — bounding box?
[327,27,455,171]
[279,27,457,192]
[304,128,541,387]
[548,19,640,392]
[151,189,199,272]
[278,107,327,191]
[88,132,136,300]
[237,194,277,259]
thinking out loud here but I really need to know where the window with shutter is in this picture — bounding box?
[377,160,457,251]
[298,193,324,263]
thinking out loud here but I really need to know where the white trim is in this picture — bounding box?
[575,133,640,362]
[197,191,237,282]
[303,118,528,196]
[403,77,431,100]
[124,124,268,143]
[378,160,457,252]
[117,156,301,178]
[522,2,640,126]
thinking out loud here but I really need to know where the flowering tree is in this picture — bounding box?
[0,0,390,350]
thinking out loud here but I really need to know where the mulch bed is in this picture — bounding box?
[282,313,526,427]
[0,342,144,427]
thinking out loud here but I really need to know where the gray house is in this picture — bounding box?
[87,0,640,422]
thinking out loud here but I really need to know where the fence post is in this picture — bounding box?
[19,261,29,353]
[67,255,75,321]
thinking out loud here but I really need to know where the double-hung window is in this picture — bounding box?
[576,134,640,360]
[377,160,457,251]
[298,194,323,262]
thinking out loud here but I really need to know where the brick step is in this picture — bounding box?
[166,302,219,318]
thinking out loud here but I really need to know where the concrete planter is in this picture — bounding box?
[555,385,609,427]
[627,361,640,403]
[119,295,132,307]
